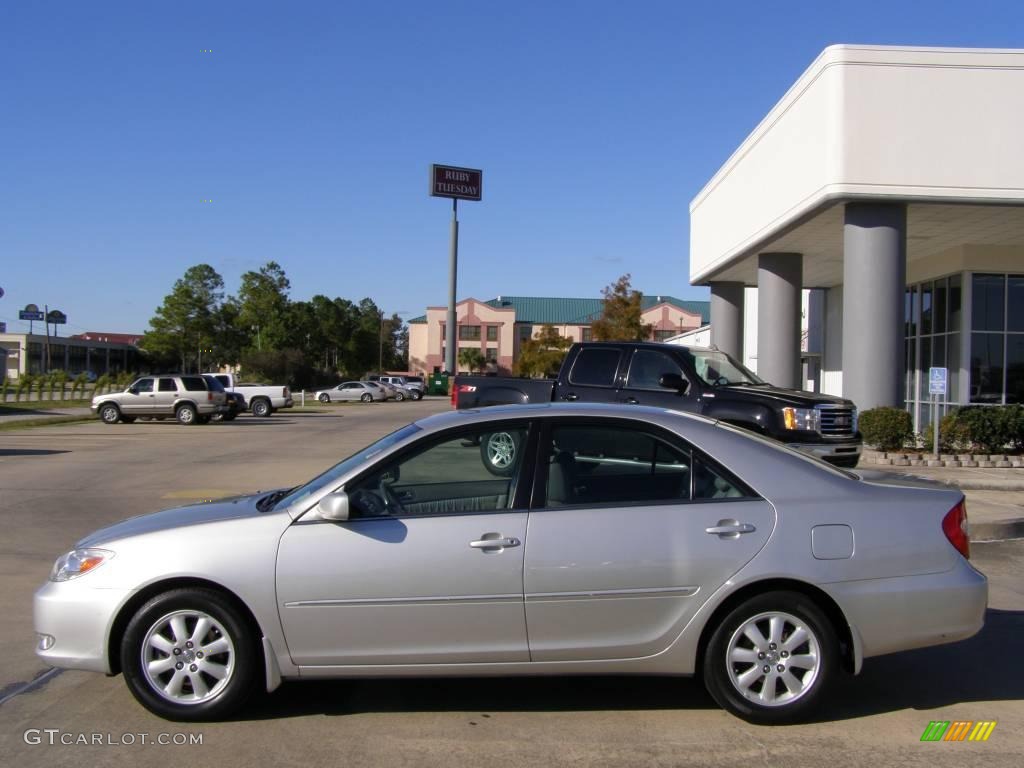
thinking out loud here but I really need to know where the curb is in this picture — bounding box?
[971,518,1024,542]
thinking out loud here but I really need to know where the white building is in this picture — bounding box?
[690,45,1024,430]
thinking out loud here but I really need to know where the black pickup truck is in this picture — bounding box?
[452,341,862,468]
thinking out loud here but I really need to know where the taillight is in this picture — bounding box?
[942,499,970,559]
[451,383,476,409]
[208,391,213,401]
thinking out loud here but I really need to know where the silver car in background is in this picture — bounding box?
[314,381,386,403]
[34,403,986,723]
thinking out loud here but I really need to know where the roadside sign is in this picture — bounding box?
[47,310,67,325]
[929,367,947,396]
[19,309,44,321]
[430,164,482,201]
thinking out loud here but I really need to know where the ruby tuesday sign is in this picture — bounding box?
[430,164,482,202]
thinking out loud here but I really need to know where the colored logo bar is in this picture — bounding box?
[920,721,997,742]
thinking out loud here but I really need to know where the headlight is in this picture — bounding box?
[781,407,820,431]
[50,548,114,582]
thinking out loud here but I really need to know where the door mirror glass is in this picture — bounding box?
[127,387,138,395]
[659,373,689,394]
[317,491,351,521]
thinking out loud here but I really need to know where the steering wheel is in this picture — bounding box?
[351,489,386,517]
[379,479,403,514]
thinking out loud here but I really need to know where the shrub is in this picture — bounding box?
[956,407,1011,454]
[859,407,914,451]
[921,411,973,452]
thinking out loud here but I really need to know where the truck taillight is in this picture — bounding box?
[451,383,476,409]
[942,499,970,559]
[208,391,213,401]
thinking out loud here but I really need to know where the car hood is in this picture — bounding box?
[76,491,280,547]
[711,384,853,409]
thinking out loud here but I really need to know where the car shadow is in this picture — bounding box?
[0,448,71,456]
[237,608,1022,723]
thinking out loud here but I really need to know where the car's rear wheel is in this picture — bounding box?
[360,393,372,403]
[176,404,197,425]
[480,431,520,476]
[99,403,121,424]
[703,591,837,724]
[251,398,271,418]
[120,588,258,721]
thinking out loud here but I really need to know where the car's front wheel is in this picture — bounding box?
[318,393,330,404]
[703,591,837,724]
[360,393,372,403]
[120,588,258,721]
[99,403,121,424]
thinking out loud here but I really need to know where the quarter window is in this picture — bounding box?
[181,376,206,391]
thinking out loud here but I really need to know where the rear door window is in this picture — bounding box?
[158,378,177,392]
[568,348,622,387]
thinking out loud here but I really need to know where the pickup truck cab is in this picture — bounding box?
[453,342,862,468]
[205,372,294,417]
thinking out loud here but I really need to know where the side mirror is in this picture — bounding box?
[317,491,350,522]
[659,374,690,395]
[127,387,139,395]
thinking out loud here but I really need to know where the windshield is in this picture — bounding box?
[685,349,765,387]
[272,423,422,512]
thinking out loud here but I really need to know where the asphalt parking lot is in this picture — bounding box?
[1,402,1022,767]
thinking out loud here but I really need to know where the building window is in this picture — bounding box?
[485,348,498,361]
[486,326,498,342]
[905,275,962,430]
[518,325,533,342]
[581,327,593,342]
[459,325,481,341]
[969,273,1024,405]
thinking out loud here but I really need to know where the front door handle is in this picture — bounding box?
[705,521,756,537]
[625,397,639,404]
[469,536,521,549]
[563,393,578,401]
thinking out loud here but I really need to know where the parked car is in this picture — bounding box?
[91,374,228,425]
[204,373,293,417]
[314,381,386,403]
[369,380,415,401]
[203,375,243,422]
[453,342,863,468]
[370,374,424,400]
[35,403,985,723]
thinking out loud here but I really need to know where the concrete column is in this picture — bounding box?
[842,203,906,410]
[757,252,803,388]
[709,281,745,360]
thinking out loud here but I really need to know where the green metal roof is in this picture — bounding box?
[408,295,709,325]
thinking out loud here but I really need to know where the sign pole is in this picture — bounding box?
[445,197,459,375]
[933,393,939,459]
[44,304,51,373]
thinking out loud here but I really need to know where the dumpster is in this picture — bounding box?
[427,373,449,396]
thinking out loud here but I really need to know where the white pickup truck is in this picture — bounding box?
[205,372,294,417]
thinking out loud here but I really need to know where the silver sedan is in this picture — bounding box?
[34,403,986,723]
[314,381,386,403]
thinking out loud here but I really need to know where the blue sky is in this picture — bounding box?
[3,0,1024,335]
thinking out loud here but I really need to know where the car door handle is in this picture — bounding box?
[705,522,756,536]
[563,393,578,401]
[469,536,521,549]
[625,397,639,404]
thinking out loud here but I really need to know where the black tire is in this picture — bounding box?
[410,390,422,401]
[318,393,330,404]
[702,590,838,725]
[360,393,372,403]
[99,403,122,424]
[394,391,405,401]
[120,588,259,722]
[222,413,237,421]
[176,404,198,425]
[480,431,521,477]
[251,398,271,418]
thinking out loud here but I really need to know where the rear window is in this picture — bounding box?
[569,348,621,387]
[181,376,207,392]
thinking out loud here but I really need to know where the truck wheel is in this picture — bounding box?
[480,431,520,477]
[176,404,197,425]
[99,403,122,424]
[251,399,271,418]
